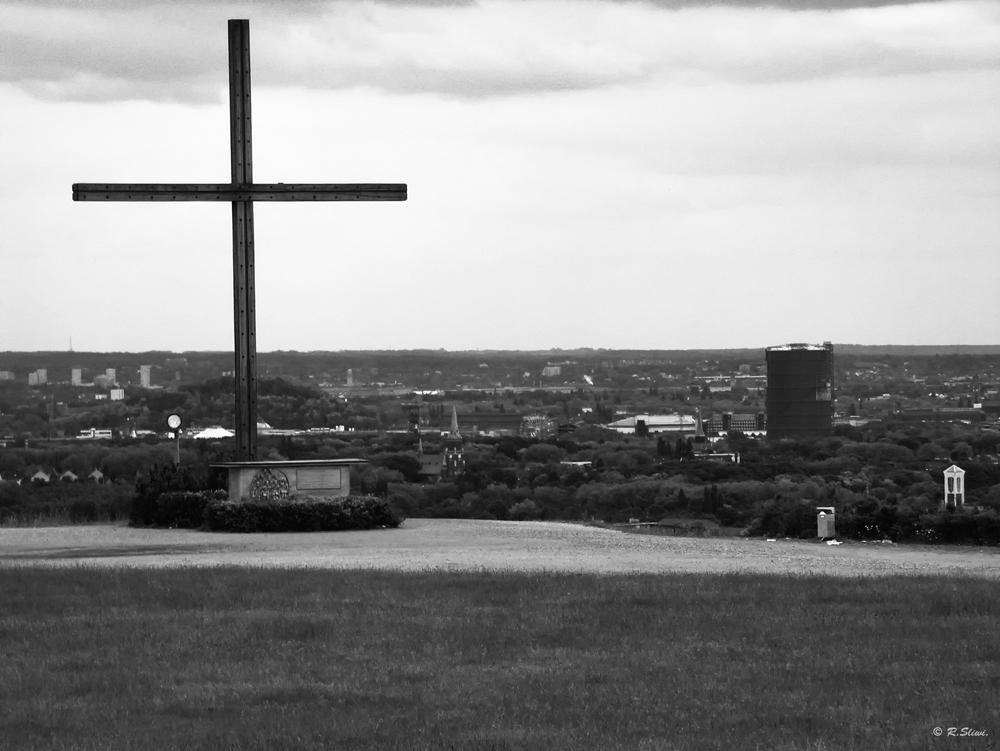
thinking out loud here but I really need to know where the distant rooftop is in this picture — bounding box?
[608,414,696,429]
[766,342,832,352]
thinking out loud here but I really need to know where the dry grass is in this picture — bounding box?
[2,519,1000,577]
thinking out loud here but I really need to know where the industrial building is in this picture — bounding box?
[607,414,697,435]
[765,342,834,439]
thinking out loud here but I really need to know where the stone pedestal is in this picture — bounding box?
[212,459,368,503]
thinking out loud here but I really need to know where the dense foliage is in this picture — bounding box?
[0,480,133,524]
[130,463,211,527]
[357,422,1000,545]
[6,413,998,544]
[2,364,1000,544]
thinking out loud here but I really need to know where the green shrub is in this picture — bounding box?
[153,490,228,529]
[204,495,403,533]
[509,499,542,521]
[130,464,206,527]
[919,509,1000,546]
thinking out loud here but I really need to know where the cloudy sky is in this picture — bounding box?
[1,0,998,353]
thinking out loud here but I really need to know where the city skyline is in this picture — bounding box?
[2,0,998,352]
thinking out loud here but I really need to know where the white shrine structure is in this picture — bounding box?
[943,464,966,508]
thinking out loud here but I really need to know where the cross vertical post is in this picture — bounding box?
[229,19,257,462]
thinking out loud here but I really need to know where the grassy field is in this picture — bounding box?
[1,568,998,751]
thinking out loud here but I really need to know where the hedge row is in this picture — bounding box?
[204,495,402,533]
[0,481,135,524]
[152,490,228,529]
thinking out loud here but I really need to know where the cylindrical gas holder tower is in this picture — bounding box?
[765,342,834,439]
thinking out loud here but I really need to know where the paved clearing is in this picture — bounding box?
[1,519,998,576]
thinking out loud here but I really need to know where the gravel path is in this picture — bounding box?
[1,519,998,577]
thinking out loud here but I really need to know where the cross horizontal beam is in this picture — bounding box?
[72,183,407,202]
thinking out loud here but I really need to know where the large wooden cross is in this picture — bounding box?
[73,20,406,461]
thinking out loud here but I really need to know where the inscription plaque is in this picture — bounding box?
[296,467,343,491]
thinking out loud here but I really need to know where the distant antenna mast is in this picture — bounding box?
[69,336,73,352]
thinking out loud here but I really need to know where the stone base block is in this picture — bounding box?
[211,459,368,503]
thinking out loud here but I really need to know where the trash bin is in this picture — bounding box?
[816,507,835,539]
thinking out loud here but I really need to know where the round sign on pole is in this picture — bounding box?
[167,414,183,466]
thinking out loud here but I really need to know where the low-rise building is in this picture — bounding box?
[607,414,696,435]
[894,408,984,424]
[79,428,114,440]
[705,412,766,437]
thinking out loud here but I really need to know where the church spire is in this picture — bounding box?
[443,405,465,477]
